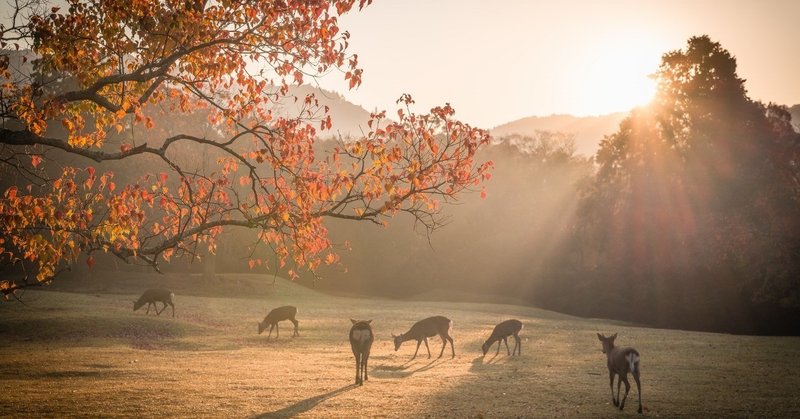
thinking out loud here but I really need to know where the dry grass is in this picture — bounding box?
[1,272,799,418]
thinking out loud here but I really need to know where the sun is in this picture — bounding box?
[568,42,661,115]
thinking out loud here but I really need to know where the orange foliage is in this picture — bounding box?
[0,0,492,296]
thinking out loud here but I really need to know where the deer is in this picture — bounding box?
[258,305,299,340]
[597,333,642,414]
[133,289,175,317]
[392,315,455,359]
[481,319,523,357]
[349,319,374,385]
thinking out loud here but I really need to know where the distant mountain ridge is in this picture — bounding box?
[279,85,373,139]
[491,113,627,157]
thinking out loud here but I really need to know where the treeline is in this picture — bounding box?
[316,36,800,335]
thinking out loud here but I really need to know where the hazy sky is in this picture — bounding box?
[316,0,800,128]
[2,1,797,129]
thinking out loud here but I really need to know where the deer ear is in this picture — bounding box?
[350,319,357,325]
[611,333,618,340]
[365,320,372,324]
[597,333,603,340]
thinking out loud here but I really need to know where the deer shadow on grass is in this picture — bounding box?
[251,384,356,418]
[469,352,522,374]
[370,356,450,379]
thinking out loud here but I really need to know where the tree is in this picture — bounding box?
[0,1,492,297]
[573,36,800,332]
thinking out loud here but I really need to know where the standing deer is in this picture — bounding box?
[597,333,642,414]
[349,319,374,385]
[258,305,299,340]
[481,319,523,357]
[392,316,455,359]
[133,289,175,317]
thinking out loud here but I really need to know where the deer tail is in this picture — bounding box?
[626,352,640,373]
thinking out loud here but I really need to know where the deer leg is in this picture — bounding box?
[359,352,365,385]
[423,337,432,358]
[633,369,642,414]
[268,324,274,341]
[439,335,449,358]
[156,302,166,316]
[609,371,618,406]
[145,302,152,315]
[620,374,631,411]
[448,335,455,358]
[169,301,175,318]
[413,340,422,359]
[363,350,369,382]
[504,337,511,355]
[290,319,299,337]
[355,353,362,385]
[495,340,501,356]
[514,334,521,355]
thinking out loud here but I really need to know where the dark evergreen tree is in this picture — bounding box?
[573,36,800,333]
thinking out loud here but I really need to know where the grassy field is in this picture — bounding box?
[1,271,799,418]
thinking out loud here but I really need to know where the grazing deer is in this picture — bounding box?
[133,289,175,317]
[349,319,374,385]
[258,305,299,340]
[392,316,455,359]
[482,319,523,357]
[597,333,642,414]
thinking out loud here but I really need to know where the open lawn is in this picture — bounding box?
[1,271,799,418]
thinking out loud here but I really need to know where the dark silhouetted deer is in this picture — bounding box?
[482,319,523,357]
[258,306,299,340]
[133,289,175,317]
[349,319,374,385]
[392,316,454,359]
[597,333,642,414]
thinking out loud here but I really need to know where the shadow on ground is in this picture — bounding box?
[251,385,356,418]
[370,355,458,379]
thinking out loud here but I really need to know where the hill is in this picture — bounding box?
[491,113,626,157]
[1,272,799,417]
[278,85,374,139]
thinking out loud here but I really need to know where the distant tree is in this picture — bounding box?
[0,1,492,297]
[316,132,592,302]
[573,36,800,332]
